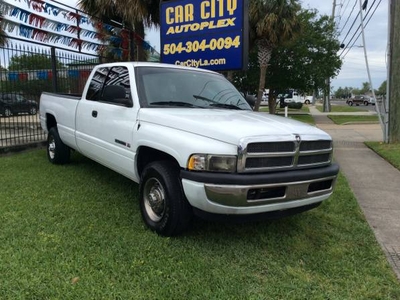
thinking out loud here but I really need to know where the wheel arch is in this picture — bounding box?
[136,146,180,178]
[46,113,57,131]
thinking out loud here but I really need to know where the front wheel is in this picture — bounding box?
[364,101,369,106]
[348,101,353,106]
[139,161,193,236]
[47,127,70,164]
[304,100,310,105]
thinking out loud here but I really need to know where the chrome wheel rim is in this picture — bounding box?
[30,107,37,115]
[48,136,56,160]
[143,177,166,222]
[5,108,11,117]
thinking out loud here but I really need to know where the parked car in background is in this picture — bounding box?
[346,95,370,106]
[277,90,313,105]
[304,96,313,105]
[0,93,38,117]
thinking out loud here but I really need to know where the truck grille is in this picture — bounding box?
[238,136,333,173]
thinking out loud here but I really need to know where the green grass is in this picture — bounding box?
[315,105,367,113]
[366,142,400,170]
[289,114,315,125]
[1,150,400,299]
[259,105,310,114]
[328,115,379,125]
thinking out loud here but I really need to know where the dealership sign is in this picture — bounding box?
[160,0,248,71]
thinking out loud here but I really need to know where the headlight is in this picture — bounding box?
[188,154,237,173]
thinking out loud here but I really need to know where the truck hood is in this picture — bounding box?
[138,108,331,145]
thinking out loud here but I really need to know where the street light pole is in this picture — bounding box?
[358,0,385,138]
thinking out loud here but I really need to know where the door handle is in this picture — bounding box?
[92,110,98,118]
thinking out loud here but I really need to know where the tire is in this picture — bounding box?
[139,161,193,236]
[4,107,12,117]
[348,101,353,106]
[364,101,369,106]
[29,106,37,115]
[304,100,310,105]
[47,127,70,164]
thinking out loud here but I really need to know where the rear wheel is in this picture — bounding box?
[139,161,192,236]
[304,100,310,105]
[348,101,353,106]
[47,127,70,164]
[364,101,369,106]
[29,106,37,115]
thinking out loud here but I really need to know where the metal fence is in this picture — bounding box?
[0,41,104,150]
[0,0,160,152]
[0,43,160,151]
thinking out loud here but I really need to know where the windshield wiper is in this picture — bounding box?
[193,94,219,104]
[150,101,201,108]
[209,103,243,110]
[193,95,243,110]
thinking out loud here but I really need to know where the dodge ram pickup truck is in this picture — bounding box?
[40,62,339,236]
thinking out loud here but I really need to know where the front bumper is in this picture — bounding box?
[180,164,339,215]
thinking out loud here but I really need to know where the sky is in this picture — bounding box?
[32,0,391,91]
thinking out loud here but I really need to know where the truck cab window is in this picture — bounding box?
[101,66,131,104]
[86,67,109,101]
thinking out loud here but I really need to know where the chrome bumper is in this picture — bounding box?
[204,176,336,207]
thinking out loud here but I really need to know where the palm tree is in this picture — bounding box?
[249,0,301,112]
[77,0,160,61]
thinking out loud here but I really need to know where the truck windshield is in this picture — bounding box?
[135,66,251,110]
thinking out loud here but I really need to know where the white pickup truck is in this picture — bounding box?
[40,62,339,236]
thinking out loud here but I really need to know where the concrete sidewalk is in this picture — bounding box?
[309,106,400,280]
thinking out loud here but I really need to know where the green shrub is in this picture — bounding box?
[287,102,303,109]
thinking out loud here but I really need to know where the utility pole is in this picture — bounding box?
[323,0,337,112]
[358,0,384,137]
[388,0,400,142]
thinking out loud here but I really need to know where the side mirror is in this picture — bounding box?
[102,85,133,107]
[113,97,133,107]
[245,95,256,107]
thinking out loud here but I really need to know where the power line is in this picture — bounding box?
[340,0,379,57]
[339,0,358,36]
[340,0,382,59]
[337,0,352,29]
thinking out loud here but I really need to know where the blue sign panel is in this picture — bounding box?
[160,0,248,71]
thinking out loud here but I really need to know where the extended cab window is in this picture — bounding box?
[101,66,131,103]
[86,66,131,105]
[86,67,109,100]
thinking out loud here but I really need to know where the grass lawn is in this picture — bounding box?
[260,105,310,114]
[328,115,379,125]
[288,114,315,125]
[366,142,400,170]
[315,105,367,113]
[1,150,400,299]
[259,106,314,125]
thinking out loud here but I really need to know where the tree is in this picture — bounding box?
[265,10,341,99]
[8,54,62,71]
[334,86,353,99]
[78,0,160,61]
[249,0,302,113]
[233,8,341,109]
[360,81,370,94]
[231,49,260,95]
[0,13,8,46]
[378,80,387,96]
